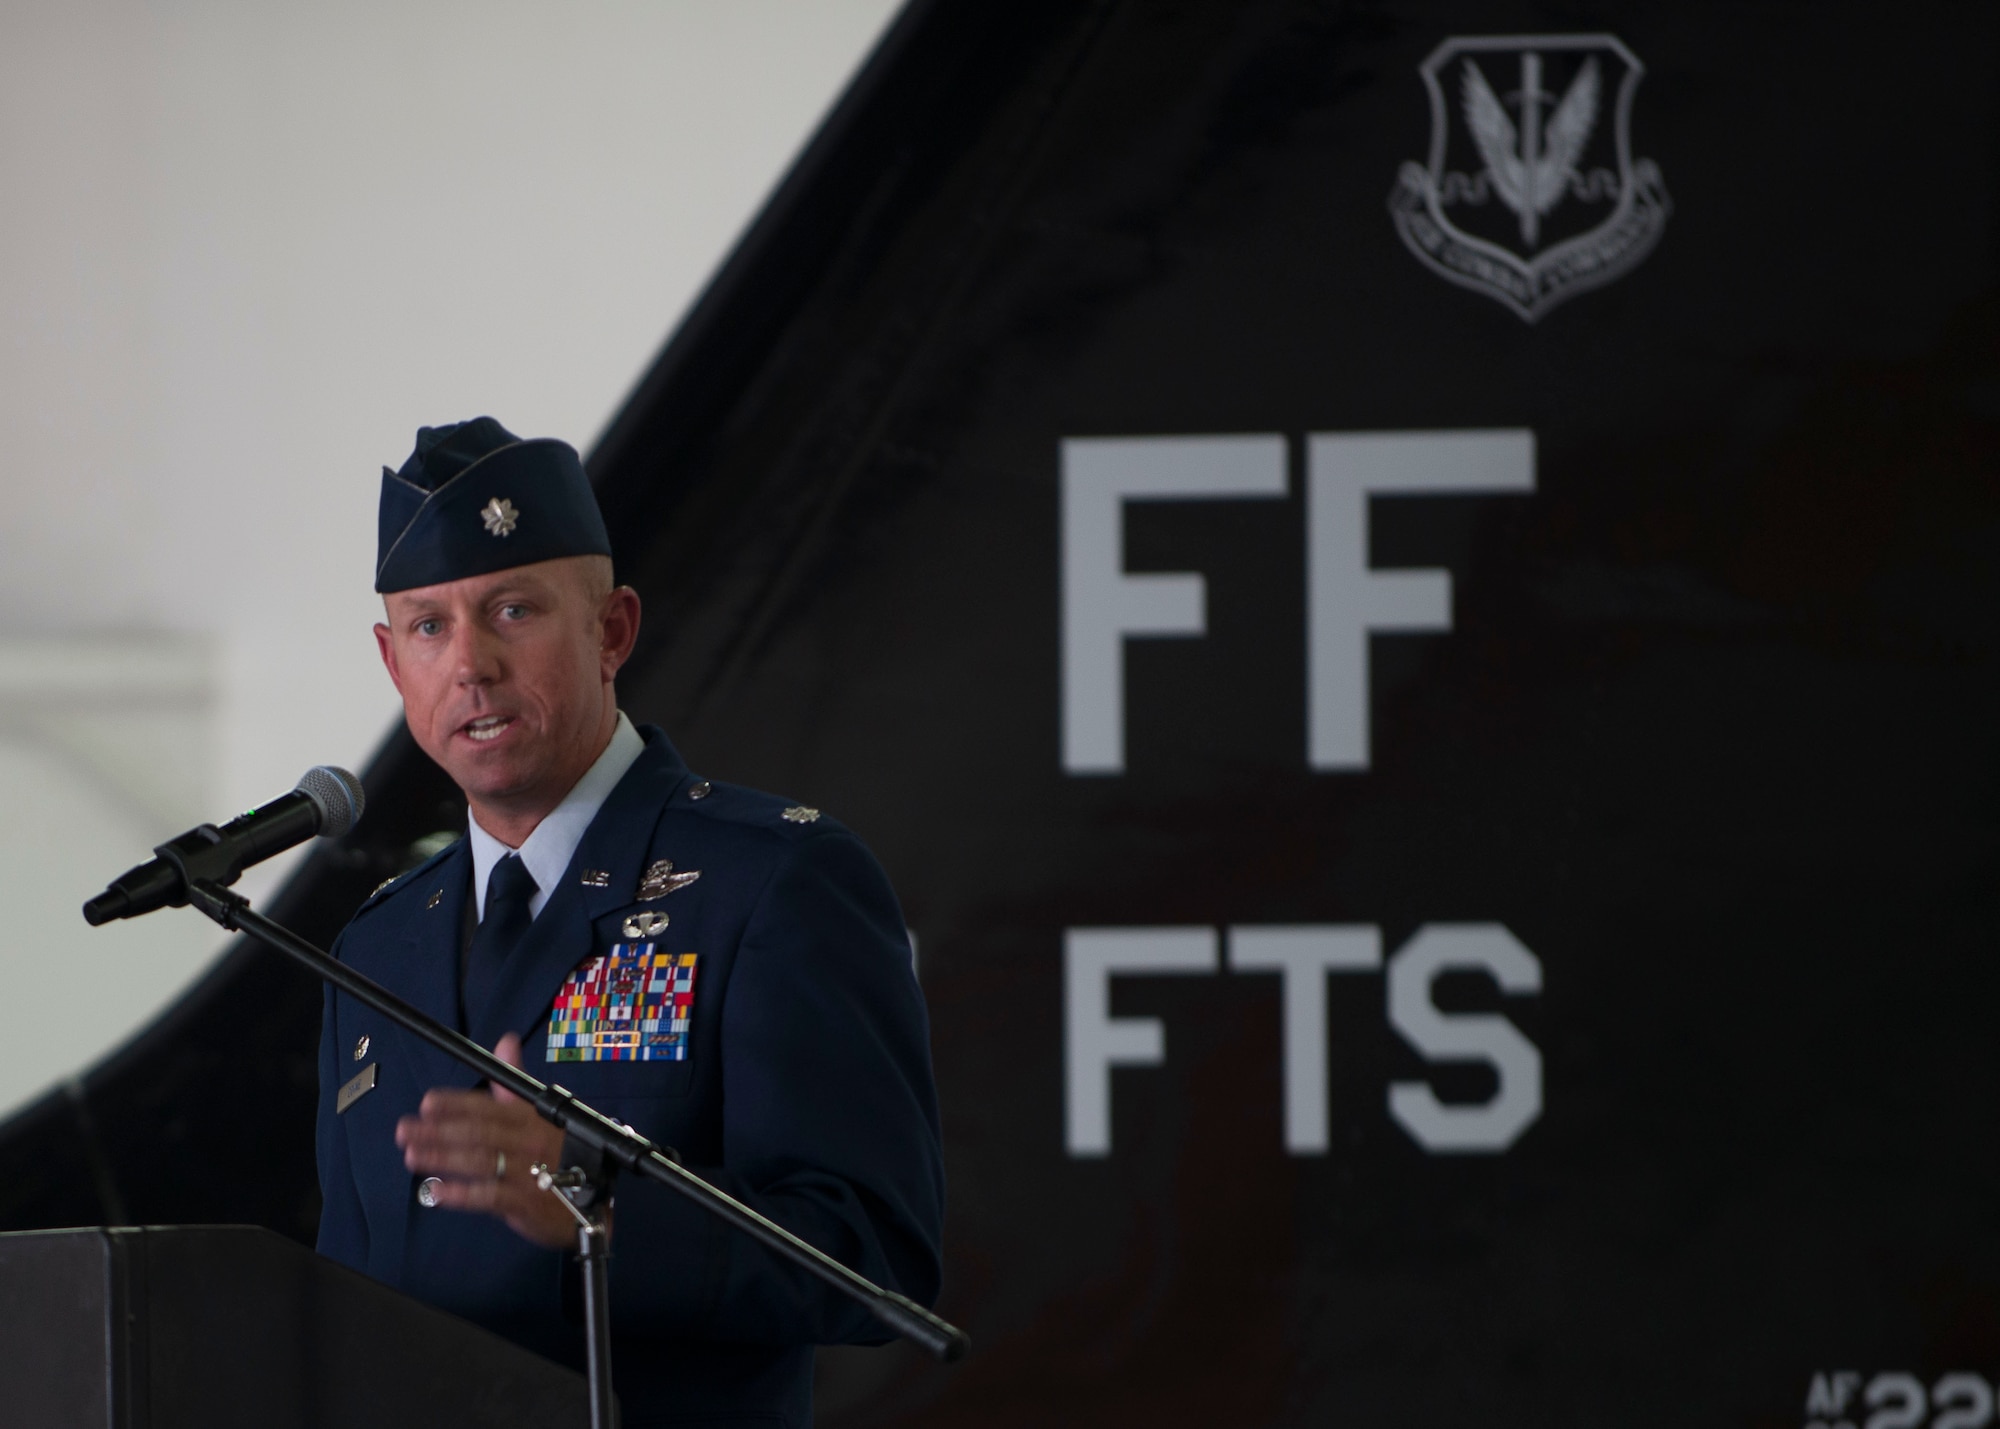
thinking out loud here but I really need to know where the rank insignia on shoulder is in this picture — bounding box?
[547,946,698,1063]
[369,876,397,899]
[622,910,669,940]
[781,806,821,824]
[637,860,701,901]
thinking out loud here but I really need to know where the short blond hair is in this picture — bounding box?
[577,554,615,606]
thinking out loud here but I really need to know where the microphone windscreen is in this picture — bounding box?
[295,766,366,838]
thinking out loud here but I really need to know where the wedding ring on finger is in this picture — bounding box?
[495,1149,507,1181]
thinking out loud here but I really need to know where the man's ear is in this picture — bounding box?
[599,586,641,681]
[374,622,405,696]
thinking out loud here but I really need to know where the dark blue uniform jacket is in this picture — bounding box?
[316,727,945,1428]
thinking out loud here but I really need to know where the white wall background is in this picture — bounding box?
[0,0,901,1117]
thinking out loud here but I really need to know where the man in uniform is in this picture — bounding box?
[316,417,944,1427]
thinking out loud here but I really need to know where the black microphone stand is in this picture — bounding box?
[176,880,968,1429]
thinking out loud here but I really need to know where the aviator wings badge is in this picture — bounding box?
[637,860,701,901]
[1389,34,1670,322]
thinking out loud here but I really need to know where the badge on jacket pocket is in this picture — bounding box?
[546,944,697,1063]
[336,1062,377,1114]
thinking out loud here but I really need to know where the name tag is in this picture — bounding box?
[547,944,698,1063]
[336,1062,377,1114]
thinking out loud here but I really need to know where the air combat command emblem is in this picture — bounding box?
[1389,33,1671,322]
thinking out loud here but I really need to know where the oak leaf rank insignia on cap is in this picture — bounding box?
[480,496,519,537]
[375,416,610,592]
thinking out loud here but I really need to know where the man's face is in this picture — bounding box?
[375,557,638,823]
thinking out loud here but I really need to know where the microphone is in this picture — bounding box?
[82,766,366,926]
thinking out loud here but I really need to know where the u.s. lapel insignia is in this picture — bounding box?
[579,869,611,888]
[622,910,670,940]
[637,859,701,901]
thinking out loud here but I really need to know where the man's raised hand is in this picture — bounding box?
[393,1031,577,1249]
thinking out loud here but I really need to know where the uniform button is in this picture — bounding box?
[353,1035,370,1061]
[417,1176,443,1208]
[688,780,712,800]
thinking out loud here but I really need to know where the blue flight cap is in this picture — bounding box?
[374,417,612,593]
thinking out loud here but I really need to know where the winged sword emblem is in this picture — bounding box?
[1461,54,1599,249]
[1387,34,1670,322]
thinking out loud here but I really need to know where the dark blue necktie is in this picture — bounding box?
[464,852,537,1047]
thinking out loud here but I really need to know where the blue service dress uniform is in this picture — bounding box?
[315,726,945,1427]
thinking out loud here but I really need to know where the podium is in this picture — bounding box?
[0,1225,593,1427]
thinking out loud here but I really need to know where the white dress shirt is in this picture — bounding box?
[466,710,646,922]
